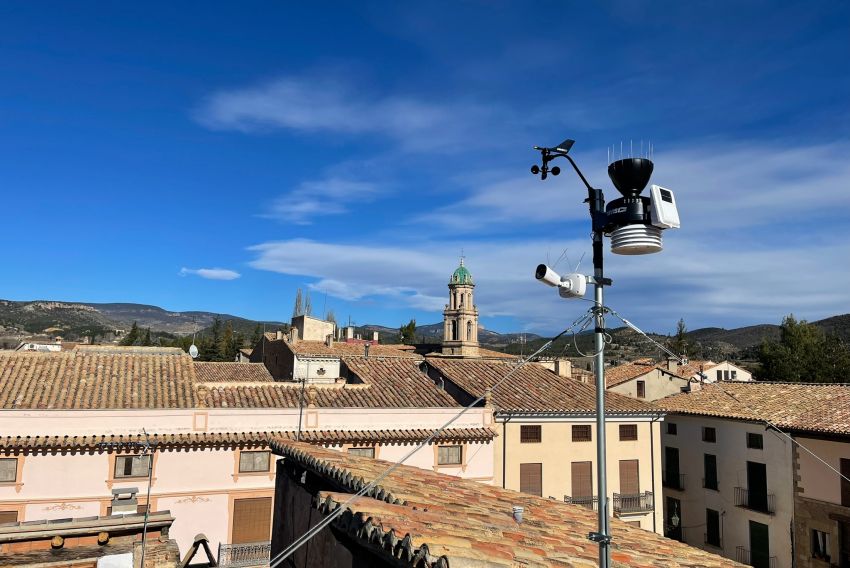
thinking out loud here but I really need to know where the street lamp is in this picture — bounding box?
[530,140,679,568]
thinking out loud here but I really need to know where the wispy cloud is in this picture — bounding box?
[262,177,381,224]
[179,267,241,281]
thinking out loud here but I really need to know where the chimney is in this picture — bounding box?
[512,505,524,523]
[372,331,379,342]
[275,330,283,341]
[325,334,334,348]
[364,343,370,358]
[667,357,679,374]
[345,326,354,340]
[554,359,572,378]
[110,487,140,514]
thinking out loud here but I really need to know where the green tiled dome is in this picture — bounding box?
[451,264,473,284]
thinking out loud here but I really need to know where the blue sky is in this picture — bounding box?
[1,1,848,334]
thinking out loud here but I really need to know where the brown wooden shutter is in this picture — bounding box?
[571,461,593,497]
[841,459,850,507]
[232,497,272,544]
[619,460,640,494]
[519,463,542,496]
[0,510,18,524]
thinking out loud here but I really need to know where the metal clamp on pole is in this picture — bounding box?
[588,532,612,544]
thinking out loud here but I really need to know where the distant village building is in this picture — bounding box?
[658,382,850,568]
[605,358,753,401]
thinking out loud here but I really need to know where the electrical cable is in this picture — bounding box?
[267,309,594,568]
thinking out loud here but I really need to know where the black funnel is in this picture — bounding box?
[607,158,654,198]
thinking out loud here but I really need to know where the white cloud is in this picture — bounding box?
[262,177,381,224]
[179,267,241,281]
[246,235,850,334]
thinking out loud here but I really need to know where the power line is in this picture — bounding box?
[267,309,593,568]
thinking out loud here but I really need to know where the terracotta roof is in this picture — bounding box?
[239,348,253,356]
[202,359,460,408]
[288,340,423,360]
[426,358,658,414]
[193,361,274,383]
[670,360,717,379]
[270,440,742,568]
[72,344,186,355]
[604,359,660,387]
[475,347,518,359]
[657,382,850,436]
[0,351,197,409]
[0,428,495,454]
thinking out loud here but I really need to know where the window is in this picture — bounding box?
[239,451,271,473]
[437,445,462,465]
[667,422,677,435]
[731,370,737,380]
[716,370,722,381]
[231,497,272,544]
[619,424,638,441]
[0,510,18,524]
[704,454,718,490]
[747,433,764,450]
[571,461,593,498]
[812,529,830,561]
[572,425,592,442]
[520,425,542,443]
[724,370,730,380]
[347,447,375,458]
[520,463,542,496]
[702,427,716,443]
[706,508,721,547]
[0,458,17,483]
[619,460,640,494]
[114,455,151,478]
[636,380,646,398]
[107,504,148,516]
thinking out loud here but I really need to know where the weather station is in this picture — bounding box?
[530,139,680,568]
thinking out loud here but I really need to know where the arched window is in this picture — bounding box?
[467,320,473,341]
[452,320,459,341]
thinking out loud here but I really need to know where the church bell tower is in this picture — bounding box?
[442,258,479,357]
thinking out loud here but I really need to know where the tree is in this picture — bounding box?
[293,289,303,318]
[251,324,263,347]
[758,314,850,382]
[120,322,140,346]
[304,291,313,316]
[326,310,336,324]
[141,328,152,346]
[668,318,699,358]
[399,319,417,345]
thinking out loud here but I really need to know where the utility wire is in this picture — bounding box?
[268,309,593,568]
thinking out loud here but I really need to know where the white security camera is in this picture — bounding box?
[535,264,562,287]
[535,264,588,299]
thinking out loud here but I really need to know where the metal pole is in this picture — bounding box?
[140,432,154,568]
[592,231,611,568]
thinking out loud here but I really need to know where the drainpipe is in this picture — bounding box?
[650,414,659,534]
[502,414,510,489]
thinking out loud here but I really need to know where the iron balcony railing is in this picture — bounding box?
[663,472,685,491]
[613,492,654,514]
[736,546,777,568]
[734,487,776,515]
[218,541,271,568]
[563,495,598,511]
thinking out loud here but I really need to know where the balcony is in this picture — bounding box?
[218,541,271,568]
[663,472,685,491]
[564,495,598,511]
[734,487,775,515]
[613,492,654,515]
[736,546,777,568]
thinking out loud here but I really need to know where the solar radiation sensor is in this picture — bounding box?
[604,158,679,255]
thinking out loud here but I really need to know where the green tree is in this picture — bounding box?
[120,322,140,346]
[326,310,336,324]
[304,291,313,316]
[251,324,263,347]
[758,314,850,382]
[218,320,237,361]
[293,289,303,318]
[399,319,417,345]
[141,328,152,346]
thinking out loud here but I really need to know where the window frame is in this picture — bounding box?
[666,422,678,435]
[347,447,376,458]
[636,380,646,399]
[519,462,543,496]
[572,425,592,442]
[238,450,272,473]
[520,425,542,444]
[811,529,830,562]
[114,454,151,479]
[0,458,18,484]
[702,426,717,443]
[705,508,721,548]
[746,432,764,450]
[619,424,638,442]
[704,453,718,491]
[436,444,463,466]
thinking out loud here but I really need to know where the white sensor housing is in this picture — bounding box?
[649,185,680,229]
[557,273,587,299]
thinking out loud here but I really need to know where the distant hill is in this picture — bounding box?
[362,322,541,347]
[0,299,286,342]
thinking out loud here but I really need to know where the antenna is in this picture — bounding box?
[574,252,586,272]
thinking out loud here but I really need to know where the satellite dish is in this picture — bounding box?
[189,344,199,359]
